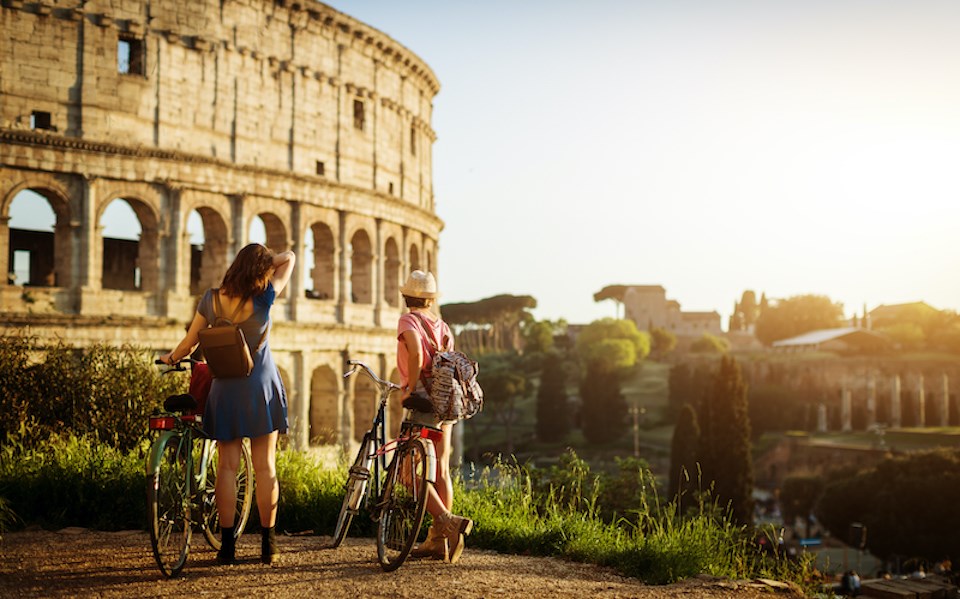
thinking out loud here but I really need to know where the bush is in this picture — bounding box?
[0,336,185,451]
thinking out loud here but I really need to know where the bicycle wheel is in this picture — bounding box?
[201,439,254,550]
[331,435,373,548]
[376,439,430,571]
[147,433,192,577]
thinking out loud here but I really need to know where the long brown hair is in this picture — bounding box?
[220,243,274,298]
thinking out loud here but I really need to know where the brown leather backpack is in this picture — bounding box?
[197,289,266,378]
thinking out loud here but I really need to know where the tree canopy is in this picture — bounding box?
[754,294,845,346]
[441,294,537,354]
[576,318,650,373]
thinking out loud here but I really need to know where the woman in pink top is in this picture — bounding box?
[396,270,473,563]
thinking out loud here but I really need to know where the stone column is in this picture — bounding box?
[890,375,901,428]
[288,350,309,450]
[866,372,877,429]
[230,194,248,257]
[941,374,950,427]
[336,210,348,323]
[374,217,384,327]
[917,374,926,428]
[288,200,304,320]
[0,215,9,286]
[841,387,852,432]
[817,403,828,433]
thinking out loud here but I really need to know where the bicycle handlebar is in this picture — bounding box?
[343,360,401,393]
[154,358,193,371]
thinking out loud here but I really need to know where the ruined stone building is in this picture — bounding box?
[621,285,722,339]
[0,0,443,452]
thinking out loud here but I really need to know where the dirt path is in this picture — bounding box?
[0,528,805,598]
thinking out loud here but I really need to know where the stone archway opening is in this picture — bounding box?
[310,365,339,445]
[187,207,229,295]
[353,373,376,442]
[350,229,372,304]
[249,212,288,252]
[305,222,335,300]
[408,244,420,274]
[101,197,158,292]
[8,189,62,287]
[384,237,400,307]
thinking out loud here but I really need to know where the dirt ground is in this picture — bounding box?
[0,527,807,598]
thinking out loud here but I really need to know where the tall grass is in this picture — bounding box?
[0,435,812,589]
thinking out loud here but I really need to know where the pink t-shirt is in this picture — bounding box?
[397,311,454,389]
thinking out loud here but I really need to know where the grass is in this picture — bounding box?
[0,434,815,590]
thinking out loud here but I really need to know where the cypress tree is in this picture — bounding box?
[698,356,754,524]
[536,352,570,443]
[580,361,627,444]
[668,403,700,510]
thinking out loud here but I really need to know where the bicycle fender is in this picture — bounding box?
[420,439,438,485]
[146,431,180,476]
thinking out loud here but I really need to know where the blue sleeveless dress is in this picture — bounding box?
[197,283,288,441]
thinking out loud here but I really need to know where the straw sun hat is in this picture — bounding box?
[399,270,439,299]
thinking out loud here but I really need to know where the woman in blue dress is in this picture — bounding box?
[161,243,295,565]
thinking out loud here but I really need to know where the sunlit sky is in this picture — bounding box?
[12,0,960,326]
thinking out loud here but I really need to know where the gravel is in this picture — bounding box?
[0,528,806,598]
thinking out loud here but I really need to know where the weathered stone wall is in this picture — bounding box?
[0,0,440,453]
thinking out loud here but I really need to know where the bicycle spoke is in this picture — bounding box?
[377,440,429,571]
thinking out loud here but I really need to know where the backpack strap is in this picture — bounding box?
[411,311,450,352]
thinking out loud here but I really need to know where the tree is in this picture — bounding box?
[754,294,845,346]
[697,356,753,524]
[668,403,700,509]
[649,327,677,360]
[475,353,529,453]
[535,352,570,443]
[521,318,566,355]
[816,449,960,562]
[576,318,650,372]
[593,285,631,318]
[579,361,628,444]
[690,332,728,354]
[730,290,760,332]
[441,294,537,354]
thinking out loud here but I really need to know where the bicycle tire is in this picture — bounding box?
[201,439,254,550]
[147,433,192,577]
[376,438,430,571]
[331,435,372,548]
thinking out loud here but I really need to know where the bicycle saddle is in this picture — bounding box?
[163,393,198,413]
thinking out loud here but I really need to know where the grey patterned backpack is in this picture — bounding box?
[413,313,483,421]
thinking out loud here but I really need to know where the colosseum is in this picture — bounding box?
[0,0,443,454]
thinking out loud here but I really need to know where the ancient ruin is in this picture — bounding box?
[0,0,443,451]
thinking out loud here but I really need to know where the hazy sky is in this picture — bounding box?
[324,0,960,325]
[12,1,960,326]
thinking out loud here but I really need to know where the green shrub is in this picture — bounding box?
[0,336,185,451]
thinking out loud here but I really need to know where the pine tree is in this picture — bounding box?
[580,361,627,444]
[536,352,570,443]
[668,403,700,510]
[697,356,754,524]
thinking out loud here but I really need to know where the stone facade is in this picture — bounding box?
[0,0,443,452]
[621,285,722,338]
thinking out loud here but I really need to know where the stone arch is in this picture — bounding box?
[384,236,401,307]
[98,195,161,293]
[310,364,340,445]
[251,212,289,252]
[5,186,72,288]
[353,369,377,442]
[306,221,336,300]
[408,244,420,274]
[187,206,229,295]
[350,228,373,304]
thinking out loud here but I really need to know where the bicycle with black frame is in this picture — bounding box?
[146,358,253,577]
[331,360,442,571]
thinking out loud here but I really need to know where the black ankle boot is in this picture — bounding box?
[217,526,236,565]
[261,526,279,564]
